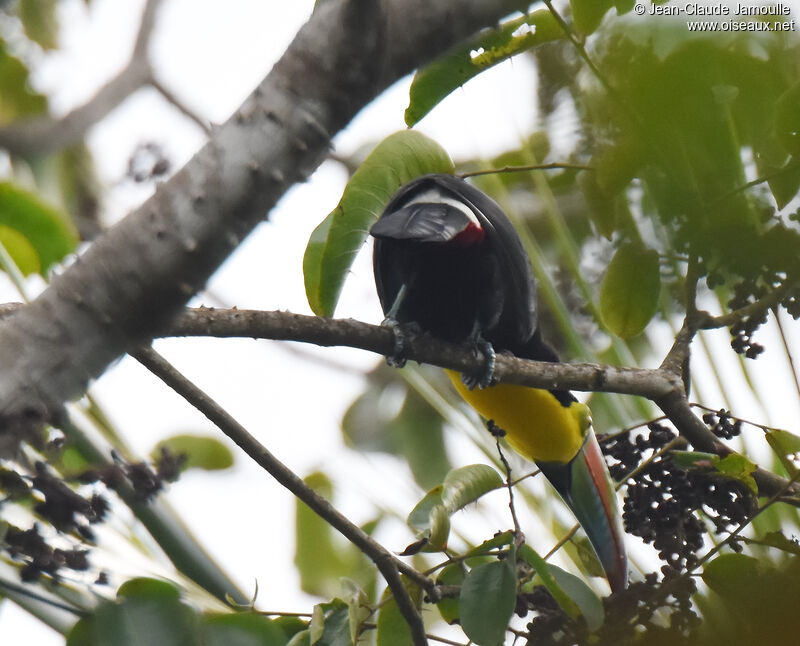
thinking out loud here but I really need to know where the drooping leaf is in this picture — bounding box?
[547,564,604,632]
[0,182,78,275]
[599,242,660,338]
[303,130,453,316]
[405,10,562,126]
[518,543,581,620]
[440,464,503,513]
[151,434,234,472]
[459,547,517,646]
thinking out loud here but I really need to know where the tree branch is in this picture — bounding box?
[167,307,683,400]
[0,0,163,156]
[131,346,432,646]
[0,0,533,428]
[162,306,800,501]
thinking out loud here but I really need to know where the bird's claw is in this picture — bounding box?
[381,317,408,368]
[461,336,496,390]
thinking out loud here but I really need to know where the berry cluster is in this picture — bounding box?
[701,409,742,440]
[523,571,699,645]
[0,446,185,584]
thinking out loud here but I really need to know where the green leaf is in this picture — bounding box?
[341,579,371,644]
[599,242,660,338]
[295,473,348,596]
[67,578,198,646]
[518,544,581,620]
[0,224,40,275]
[407,485,444,532]
[435,563,465,624]
[19,0,59,50]
[671,451,720,469]
[569,0,616,36]
[310,600,352,646]
[201,613,288,646]
[295,474,377,597]
[405,486,450,552]
[547,564,604,632]
[0,182,78,275]
[303,130,453,316]
[714,454,758,494]
[702,553,761,606]
[405,10,562,126]
[760,531,800,555]
[0,44,48,124]
[376,581,422,646]
[441,464,503,513]
[151,434,234,472]
[342,367,450,490]
[766,158,800,210]
[465,531,515,557]
[459,548,517,646]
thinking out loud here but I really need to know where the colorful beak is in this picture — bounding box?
[538,428,628,592]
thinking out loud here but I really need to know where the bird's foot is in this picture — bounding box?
[461,335,496,390]
[381,317,418,368]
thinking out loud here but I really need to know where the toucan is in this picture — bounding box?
[370,173,627,592]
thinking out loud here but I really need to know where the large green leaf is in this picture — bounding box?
[66,578,198,646]
[405,10,562,126]
[599,242,660,339]
[459,547,517,646]
[303,130,453,316]
[0,182,78,275]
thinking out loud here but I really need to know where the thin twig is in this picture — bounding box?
[131,346,431,646]
[695,280,796,330]
[0,0,163,155]
[149,76,213,134]
[490,422,523,540]
[458,162,592,179]
[774,308,800,404]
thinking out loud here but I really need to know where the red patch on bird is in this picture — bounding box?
[450,221,485,245]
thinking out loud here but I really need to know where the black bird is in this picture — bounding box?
[371,173,627,592]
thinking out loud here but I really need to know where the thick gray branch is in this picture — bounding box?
[0,0,531,427]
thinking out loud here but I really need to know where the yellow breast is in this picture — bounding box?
[446,370,587,464]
